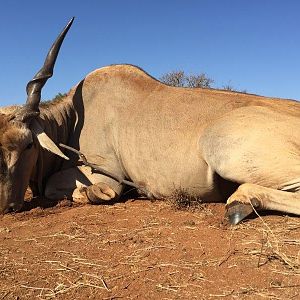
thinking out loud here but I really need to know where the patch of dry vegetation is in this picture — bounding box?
[1,200,300,299]
[167,189,205,210]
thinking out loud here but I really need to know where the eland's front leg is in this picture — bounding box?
[45,165,123,204]
[74,182,119,204]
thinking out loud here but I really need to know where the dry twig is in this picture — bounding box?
[59,143,150,195]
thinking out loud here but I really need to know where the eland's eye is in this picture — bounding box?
[26,142,33,150]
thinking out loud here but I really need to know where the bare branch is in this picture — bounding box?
[59,144,144,191]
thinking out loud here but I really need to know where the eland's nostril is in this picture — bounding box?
[2,206,14,214]
[8,202,23,212]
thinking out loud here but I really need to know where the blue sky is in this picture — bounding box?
[1,0,300,106]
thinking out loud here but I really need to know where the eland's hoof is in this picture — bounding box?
[85,183,116,204]
[225,201,254,225]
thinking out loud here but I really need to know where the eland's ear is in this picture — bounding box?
[30,119,69,160]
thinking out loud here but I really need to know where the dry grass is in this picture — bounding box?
[1,200,300,299]
[238,205,300,273]
[168,191,300,275]
[166,189,204,209]
[166,189,213,218]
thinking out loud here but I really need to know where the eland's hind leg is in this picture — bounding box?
[200,106,300,224]
[225,182,300,224]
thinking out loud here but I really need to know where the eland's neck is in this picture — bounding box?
[31,95,78,194]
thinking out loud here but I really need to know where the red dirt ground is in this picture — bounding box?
[0,196,300,299]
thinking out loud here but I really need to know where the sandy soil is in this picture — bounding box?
[0,196,300,299]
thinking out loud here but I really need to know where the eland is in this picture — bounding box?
[1,18,300,224]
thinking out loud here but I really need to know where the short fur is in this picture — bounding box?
[1,39,300,223]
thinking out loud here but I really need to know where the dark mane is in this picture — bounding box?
[40,94,68,109]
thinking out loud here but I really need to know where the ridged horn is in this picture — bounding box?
[17,17,74,122]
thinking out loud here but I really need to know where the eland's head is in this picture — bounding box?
[0,18,73,213]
